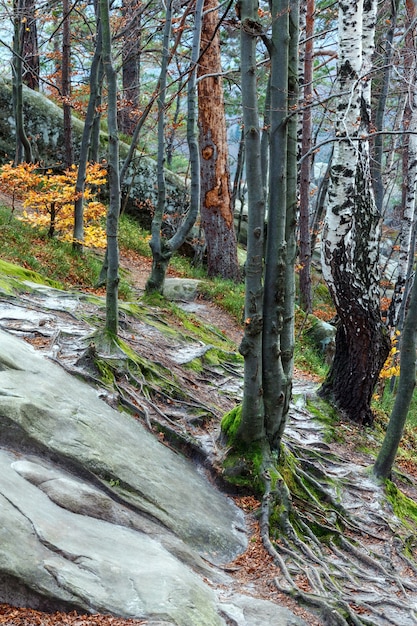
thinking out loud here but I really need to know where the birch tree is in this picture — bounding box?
[388,0,417,328]
[319,0,390,425]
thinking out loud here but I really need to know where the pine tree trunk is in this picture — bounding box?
[197,0,240,281]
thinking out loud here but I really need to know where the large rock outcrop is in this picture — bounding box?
[0,327,306,626]
[0,78,188,229]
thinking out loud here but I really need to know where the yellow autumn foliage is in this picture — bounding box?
[0,161,107,248]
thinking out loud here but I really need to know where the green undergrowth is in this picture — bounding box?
[220,406,265,493]
[385,480,417,530]
[0,258,62,293]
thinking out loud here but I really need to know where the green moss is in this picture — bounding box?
[221,405,242,442]
[306,397,343,443]
[385,480,417,528]
[0,258,62,289]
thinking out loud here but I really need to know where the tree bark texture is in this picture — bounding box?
[13,0,32,164]
[100,0,120,335]
[237,0,266,445]
[62,0,73,167]
[21,0,39,90]
[198,0,240,281]
[374,264,417,479]
[320,0,389,424]
[388,0,417,328]
[73,15,103,251]
[120,0,141,135]
[262,0,289,448]
[298,0,314,313]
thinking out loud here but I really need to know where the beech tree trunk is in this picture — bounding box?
[12,0,32,164]
[319,0,389,425]
[100,0,120,336]
[197,0,240,281]
[62,0,73,167]
[374,263,417,479]
[73,13,103,252]
[237,0,266,445]
[298,0,314,313]
[146,0,203,293]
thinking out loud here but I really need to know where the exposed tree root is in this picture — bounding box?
[257,431,417,626]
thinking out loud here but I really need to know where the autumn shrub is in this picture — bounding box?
[0,162,107,248]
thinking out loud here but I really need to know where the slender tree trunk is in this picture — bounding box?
[262,0,289,448]
[62,0,73,167]
[119,0,141,135]
[197,0,240,281]
[280,0,299,439]
[237,1,266,445]
[100,0,120,336]
[12,0,32,164]
[374,264,417,479]
[21,0,39,90]
[89,58,104,163]
[298,0,314,313]
[371,0,400,215]
[73,15,103,252]
[388,0,417,328]
[146,0,203,292]
[146,1,173,292]
[319,0,390,425]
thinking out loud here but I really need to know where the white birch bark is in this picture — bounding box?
[390,14,417,327]
[320,0,389,424]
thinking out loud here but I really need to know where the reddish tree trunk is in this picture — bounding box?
[197,0,239,281]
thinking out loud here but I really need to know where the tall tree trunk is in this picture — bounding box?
[119,0,141,135]
[298,0,314,313]
[388,0,417,328]
[262,0,289,448]
[197,0,240,281]
[374,263,417,479]
[73,14,103,252]
[62,0,73,167]
[371,0,400,215]
[146,0,203,292]
[237,0,266,445]
[100,0,120,336]
[21,0,39,90]
[12,0,32,164]
[319,0,390,425]
[280,0,299,438]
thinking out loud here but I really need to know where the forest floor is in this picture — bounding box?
[1,192,417,625]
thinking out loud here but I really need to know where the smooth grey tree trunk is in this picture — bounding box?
[298,0,314,313]
[373,265,417,479]
[146,0,203,293]
[62,0,73,167]
[73,16,103,252]
[100,0,120,336]
[12,0,32,164]
[262,0,289,448]
[237,0,266,445]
